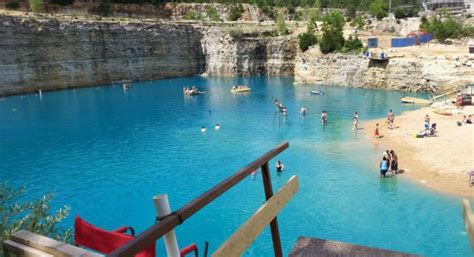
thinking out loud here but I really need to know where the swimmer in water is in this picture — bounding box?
[276,160,285,173]
[201,126,206,133]
[300,107,307,115]
[353,112,359,130]
[214,123,220,130]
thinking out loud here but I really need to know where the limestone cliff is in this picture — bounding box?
[201,27,297,76]
[0,15,206,95]
[295,48,474,93]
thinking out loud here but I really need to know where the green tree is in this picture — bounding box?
[319,10,345,53]
[307,9,319,32]
[369,0,387,20]
[0,183,72,256]
[394,8,406,19]
[421,17,463,43]
[29,0,45,12]
[341,35,363,52]
[276,11,288,35]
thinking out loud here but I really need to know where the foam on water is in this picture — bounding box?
[0,76,470,257]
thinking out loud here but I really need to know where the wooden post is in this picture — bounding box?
[261,162,283,257]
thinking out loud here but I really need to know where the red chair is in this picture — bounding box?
[74,216,199,257]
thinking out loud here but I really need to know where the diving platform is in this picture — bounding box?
[290,237,420,257]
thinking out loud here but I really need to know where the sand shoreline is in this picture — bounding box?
[363,105,474,197]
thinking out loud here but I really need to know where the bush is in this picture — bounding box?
[184,11,202,20]
[50,0,73,5]
[341,35,363,53]
[98,0,112,17]
[206,5,220,22]
[228,4,243,21]
[261,5,275,19]
[345,4,356,19]
[29,0,45,12]
[421,17,463,43]
[350,15,364,30]
[5,1,20,9]
[394,8,406,19]
[369,0,387,20]
[298,32,317,51]
[276,11,288,35]
[0,183,72,256]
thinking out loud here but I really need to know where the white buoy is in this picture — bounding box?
[153,195,180,257]
[39,89,42,100]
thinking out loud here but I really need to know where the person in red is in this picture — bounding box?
[374,123,380,137]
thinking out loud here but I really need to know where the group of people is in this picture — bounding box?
[274,99,288,116]
[458,115,473,126]
[183,86,200,95]
[232,85,250,90]
[201,123,220,132]
[379,149,399,178]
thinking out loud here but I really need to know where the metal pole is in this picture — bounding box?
[261,162,283,257]
[153,194,180,257]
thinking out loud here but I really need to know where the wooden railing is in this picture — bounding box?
[462,199,474,250]
[107,142,292,257]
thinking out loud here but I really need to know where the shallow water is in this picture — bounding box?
[0,76,470,257]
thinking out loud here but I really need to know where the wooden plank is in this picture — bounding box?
[10,230,102,257]
[289,237,420,257]
[462,199,474,250]
[3,240,54,257]
[212,176,299,257]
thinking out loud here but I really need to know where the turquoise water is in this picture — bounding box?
[0,76,470,257]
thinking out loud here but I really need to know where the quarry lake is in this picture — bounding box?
[0,76,470,257]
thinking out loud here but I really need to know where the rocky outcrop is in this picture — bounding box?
[0,15,205,95]
[295,48,474,93]
[201,28,297,76]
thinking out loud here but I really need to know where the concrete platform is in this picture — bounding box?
[289,237,420,257]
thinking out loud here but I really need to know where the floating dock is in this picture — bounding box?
[290,237,420,257]
[401,97,433,105]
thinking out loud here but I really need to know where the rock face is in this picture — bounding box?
[201,28,297,76]
[0,15,205,95]
[295,49,474,93]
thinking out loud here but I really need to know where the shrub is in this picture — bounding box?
[369,0,387,20]
[29,0,45,12]
[276,11,288,35]
[350,15,364,30]
[345,4,356,19]
[298,32,317,51]
[341,35,363,53]
[206,5,220,22]
[184,11,202,20]
[394,8,406,19]
[5,1,20,9]
[260,5,275,19]
[228,3,243,21]
[421,17,463,43]
[0,183,72,256]
[50,0,73,5]
[98,0,112,17]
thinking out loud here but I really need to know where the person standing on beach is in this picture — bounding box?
[380,157,389,178]
[387,110,395,129]
[424,114,430,130]
[353,112,359,130]
[374,123,380,138]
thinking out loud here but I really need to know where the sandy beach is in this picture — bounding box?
[365,105,474,196]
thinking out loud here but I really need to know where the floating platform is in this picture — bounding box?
[290,237,420,257]
[401,97,432,105]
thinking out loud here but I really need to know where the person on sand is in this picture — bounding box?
[387,109,395,129]
[424,114,430,130]
[276,160,285,173]
[390,150,398,174]
[353,112,359,130]
[380,156,389,178]
[467,115,472,124]
[374,123,381,138]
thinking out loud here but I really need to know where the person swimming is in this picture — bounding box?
[275,160,285,173]
[300,107,307,115]
[201,126,206,133]
[214,123,220,130]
